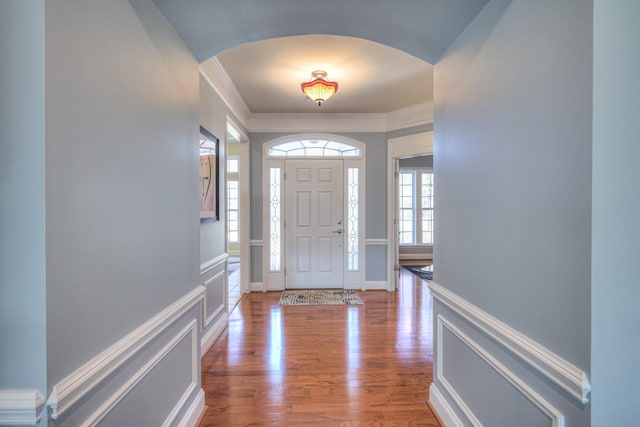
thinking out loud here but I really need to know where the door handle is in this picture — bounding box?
[332,229,343,234]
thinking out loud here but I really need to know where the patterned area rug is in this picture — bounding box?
[279,289,363,306]
[403,265,433,281]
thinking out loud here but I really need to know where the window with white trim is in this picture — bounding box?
[227,157,239,243]
[268,139,360,157]
[399,169,434,245]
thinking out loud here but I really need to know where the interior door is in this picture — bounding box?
[285,159,344,289]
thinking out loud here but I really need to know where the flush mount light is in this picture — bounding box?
[301,70,338,106]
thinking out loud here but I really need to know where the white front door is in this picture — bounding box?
[285,159,344,289]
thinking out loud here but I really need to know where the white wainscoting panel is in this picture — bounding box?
[200,253,228,277]
[203,270,226,328]
[436,315,565,427]
[81,320,200,427]
[429,281,590,404]
[46,286,205,421]
[0,390,45,425]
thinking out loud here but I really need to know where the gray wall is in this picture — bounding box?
[399,154,433,169]
[433,0,591,425]
[0,2,47,423]
[592,0,640,424]
[43,0,202,425]
[199,74,227,264]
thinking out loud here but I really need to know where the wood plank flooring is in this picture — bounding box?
[199,268,440,426]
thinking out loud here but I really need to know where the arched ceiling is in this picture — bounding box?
[152,0,489,64]
[211,35,433,114]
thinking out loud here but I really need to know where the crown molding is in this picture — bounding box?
[199,59,251,125]
[247,113,387,133]
[386,101,434,131]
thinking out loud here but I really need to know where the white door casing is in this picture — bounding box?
[284,159,344,289]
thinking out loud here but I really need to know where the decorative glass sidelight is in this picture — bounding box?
[347,168,359,271]
[269,168,281,271]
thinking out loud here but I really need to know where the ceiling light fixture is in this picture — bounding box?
[301,70,338,106]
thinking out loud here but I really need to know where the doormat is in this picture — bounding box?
[403,265,433,281]
[279,289,363,306]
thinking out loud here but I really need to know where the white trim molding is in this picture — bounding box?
[199,60,250,125]
[81,320,200,427]
[177,389,205,427]
[436,315,565,427]
[250,282,264,292]
[46,286,205,421]
[429,384,464,427]
[399,253,433,260]
[248,113,387,133]
[200,253,229,276]
[0,390,45,425]
[364,238,388,245]
[429,281,591,404]
[386,101,434,131]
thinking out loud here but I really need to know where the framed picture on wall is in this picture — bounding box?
[199,126,219,221]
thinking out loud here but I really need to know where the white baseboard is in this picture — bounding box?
[177,389,205,427]
[361,281,390,291]
[201,313,229,357]
[250,282,264,292]
[0,390,45,425]
[399,253,433,260]
[47,286,205,421]
[429,281,590,404]
[429,384,463,427]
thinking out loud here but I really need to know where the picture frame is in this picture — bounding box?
[199,126,219,222]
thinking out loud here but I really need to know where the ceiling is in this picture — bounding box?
[152,0,489,65]
[152,0,489,115]
[211,35,433,114]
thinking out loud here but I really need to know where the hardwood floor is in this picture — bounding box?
[199,269,440,426]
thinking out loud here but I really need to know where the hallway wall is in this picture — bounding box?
[432,0,592,425]
[43,0,203,425]
[592,0,640,424]
[0,2,47,425]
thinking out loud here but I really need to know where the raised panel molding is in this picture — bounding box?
[81,320,200,427]
[435,315,565,427]
[429,281,590,405]
[0,390,45,425]
[46,286,205,421]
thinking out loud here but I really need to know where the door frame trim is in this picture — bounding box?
[262,134,366,291]
[387,131,433,290]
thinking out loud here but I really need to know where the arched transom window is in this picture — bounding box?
[268,139,361,157]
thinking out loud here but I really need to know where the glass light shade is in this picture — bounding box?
[301,70,338,106]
